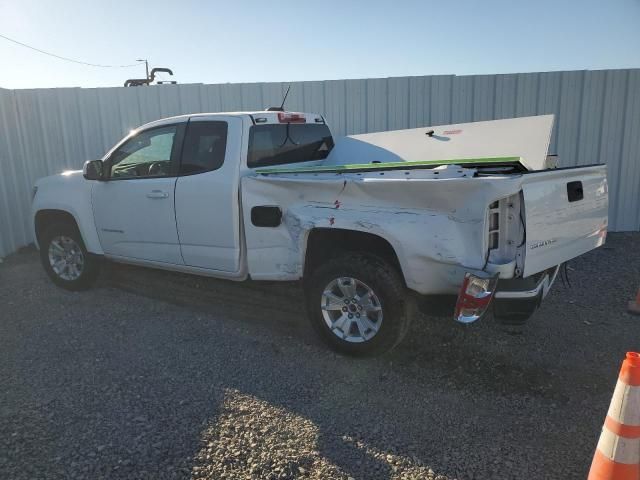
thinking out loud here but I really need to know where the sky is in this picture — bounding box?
[0,0,639,90]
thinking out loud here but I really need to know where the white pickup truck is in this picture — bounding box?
[31,110,608,355]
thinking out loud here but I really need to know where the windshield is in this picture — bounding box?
[248,123,334,168]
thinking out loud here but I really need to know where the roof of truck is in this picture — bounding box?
[138,111,325,131]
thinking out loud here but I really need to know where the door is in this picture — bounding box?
[92,123,185,264]
[174,116,242,271]
[521,165,608,277]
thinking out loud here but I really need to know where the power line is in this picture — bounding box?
[0,32,142,68]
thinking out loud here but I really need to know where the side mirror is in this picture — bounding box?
[83,160,104,181]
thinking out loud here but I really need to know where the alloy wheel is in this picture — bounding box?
[320,277,383,343]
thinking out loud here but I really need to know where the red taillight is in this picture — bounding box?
[454,273,498,324]
[278,112,306,123]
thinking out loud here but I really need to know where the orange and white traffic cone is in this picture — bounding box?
[629,288,640,316]
[588,352,640,480]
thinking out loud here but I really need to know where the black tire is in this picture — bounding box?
[305,253,412,356]
[39,222,100,291]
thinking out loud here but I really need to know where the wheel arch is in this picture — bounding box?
[35,209,86,251]
[303,228,405,285]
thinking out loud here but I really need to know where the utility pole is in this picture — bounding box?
[136,59,149,82]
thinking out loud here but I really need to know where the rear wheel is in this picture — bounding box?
[39,223,100,291]
[305,253,412,356]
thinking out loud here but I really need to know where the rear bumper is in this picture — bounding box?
[495,265,559,300]
[416,265,560,323]
[492,266,560,324]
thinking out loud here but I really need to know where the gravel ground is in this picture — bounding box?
[1,232,639,480]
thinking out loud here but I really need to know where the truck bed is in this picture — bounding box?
[242,161,607,294]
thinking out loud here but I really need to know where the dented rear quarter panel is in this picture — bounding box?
[241,172,526,295]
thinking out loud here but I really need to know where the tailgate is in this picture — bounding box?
[521,165,608,277]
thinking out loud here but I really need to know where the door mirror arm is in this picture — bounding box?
[83,160,106,181]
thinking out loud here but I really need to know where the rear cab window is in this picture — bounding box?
[247,119,334,168]
[180,121,228,175]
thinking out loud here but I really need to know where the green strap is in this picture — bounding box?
[255,156,521,175]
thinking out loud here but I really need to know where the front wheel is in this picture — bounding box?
[39,223,100,291]
[305,253,412,356]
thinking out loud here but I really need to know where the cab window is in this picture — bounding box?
[179,121,228,175]
[248,123,334,168]
[109,126,177,179]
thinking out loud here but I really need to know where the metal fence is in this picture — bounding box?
[1,68,639,258]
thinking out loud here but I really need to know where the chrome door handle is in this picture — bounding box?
[146,190,169,199]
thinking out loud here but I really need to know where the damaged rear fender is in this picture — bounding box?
[240,173,524,293]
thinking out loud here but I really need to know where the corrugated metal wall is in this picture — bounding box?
[1,69,639,258]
